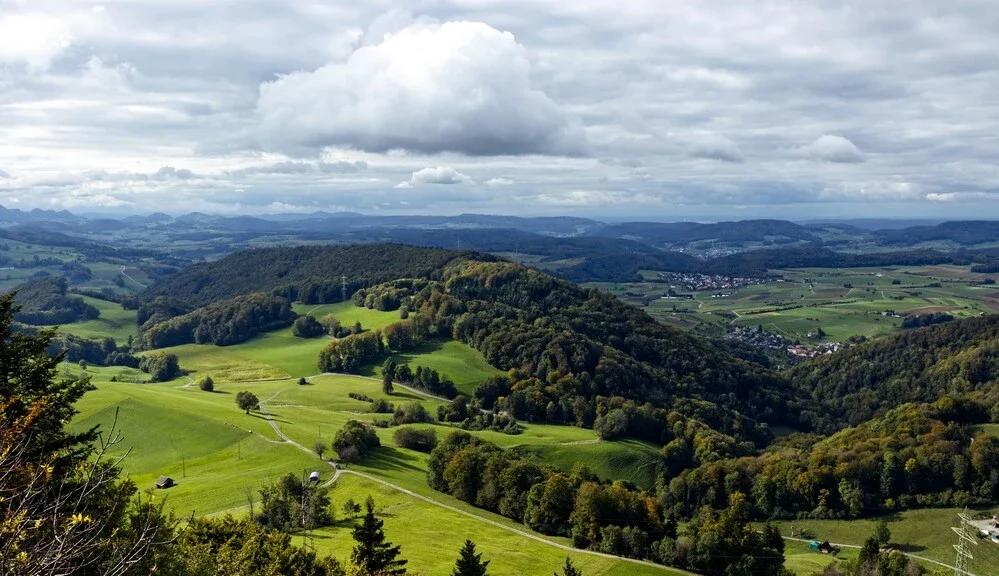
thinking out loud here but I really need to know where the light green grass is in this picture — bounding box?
[305,473,687,576]
[366,339,503,395]
[56,295,138,343]
[293,301,402,331]
[68,367,689,575]
[768,508,999,576]
[210,302,406,378]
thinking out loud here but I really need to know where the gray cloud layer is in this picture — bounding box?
[0,0,997,218]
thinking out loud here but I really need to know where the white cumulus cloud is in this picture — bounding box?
[396,166,471,188]
[256,20,587,156]
[799,135,866,163]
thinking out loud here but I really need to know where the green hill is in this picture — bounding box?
[8,276,99,325]
[789,313,999,430]
[141,244,477,307]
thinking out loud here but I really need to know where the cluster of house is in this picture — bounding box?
[652,271,774,292]
[787,341,846,358]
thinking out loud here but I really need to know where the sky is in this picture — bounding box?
[1,0,998,220]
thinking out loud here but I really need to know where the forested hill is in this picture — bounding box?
[8,276,99,325]
[140,244,481,307]
[144,244,795,441]
[789,314,999,431]
[389,258,795,441]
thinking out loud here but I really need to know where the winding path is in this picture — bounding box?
[257,376,972,576]
[255,387,694,575]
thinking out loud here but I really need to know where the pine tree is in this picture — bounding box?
[554,557,582,576]
[451,539,489,576]
[351,496,407,575]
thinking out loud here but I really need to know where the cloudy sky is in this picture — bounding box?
[1,0,998,220]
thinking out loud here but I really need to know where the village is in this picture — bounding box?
[651,271,776,292]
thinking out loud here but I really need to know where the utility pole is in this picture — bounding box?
[951,508,978,576]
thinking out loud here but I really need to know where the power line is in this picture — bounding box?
[951,508,978,576]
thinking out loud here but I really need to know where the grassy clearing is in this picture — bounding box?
[57,295,138,343]
[293,301,402,331]
[768,508,999,576]
[212,302,406,378]
[365,339,503,395]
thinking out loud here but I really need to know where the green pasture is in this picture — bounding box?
[67,364,691,576]
[57,295,138,343]
[768,508,999,576]
[365,339,503,395]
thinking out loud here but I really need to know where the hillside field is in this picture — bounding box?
[58,299,994,575]
[65,340,685,576]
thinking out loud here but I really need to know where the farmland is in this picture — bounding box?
[590,265,999,343]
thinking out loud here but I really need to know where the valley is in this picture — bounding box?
[5,231,999,576]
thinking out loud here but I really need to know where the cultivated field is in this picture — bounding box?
[591,265,999,342]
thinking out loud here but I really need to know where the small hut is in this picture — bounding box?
[155,476,174,489]
[308,471,321,483]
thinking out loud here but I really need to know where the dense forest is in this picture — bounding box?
[140,244,476,306]
[661,397,999,520]
[9,276,100,325]
[789,314,999,430]
[141,292,295,347]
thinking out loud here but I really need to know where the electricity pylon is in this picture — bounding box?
[951,508,978,576]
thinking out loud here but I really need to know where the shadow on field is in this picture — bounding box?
[250,412,291,424]
[364,446,423,472]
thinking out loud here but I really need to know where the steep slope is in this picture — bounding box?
[788,314,999,431]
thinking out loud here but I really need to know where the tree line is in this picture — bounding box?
[660,397,999,520]
[427,429,788,575]
[141,292,295,347]
[9,276,100,325]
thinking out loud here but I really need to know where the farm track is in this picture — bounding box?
[255,384,695,575]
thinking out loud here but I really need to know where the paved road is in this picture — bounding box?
[119,265,147,288]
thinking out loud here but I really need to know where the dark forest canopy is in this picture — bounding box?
[140,244,482,307]
[141,292,295,347]
[8,276,99,325]
[789,314,999,431]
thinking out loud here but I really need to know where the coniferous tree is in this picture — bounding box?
[555,557,582,576]
[451,539,489,576]
[351,496,407,575]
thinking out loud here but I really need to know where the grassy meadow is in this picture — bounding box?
[58,298,996,575]
[64,305,693,576]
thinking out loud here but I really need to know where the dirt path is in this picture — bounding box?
[257,376,968,576]
[256,385,692,575]
[781,536,971,576]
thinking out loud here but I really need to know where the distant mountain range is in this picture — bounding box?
[3,204,998,282]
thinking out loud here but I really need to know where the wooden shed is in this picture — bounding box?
[155,476,174,489]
